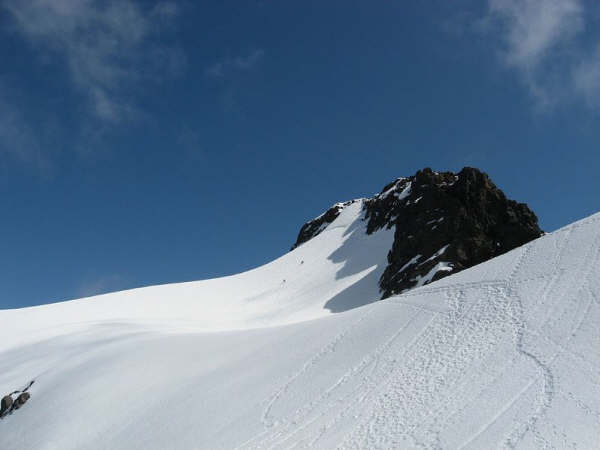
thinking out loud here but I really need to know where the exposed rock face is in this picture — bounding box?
[365,167,543,297]
[292,167,543,298]
[291,200,359,250]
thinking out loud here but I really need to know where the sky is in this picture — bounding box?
[1,0,599,309]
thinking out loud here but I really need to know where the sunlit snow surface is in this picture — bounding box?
[1,204,600,449]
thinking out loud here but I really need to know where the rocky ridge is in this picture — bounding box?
[290,200,360,250]
[291,167,543,298]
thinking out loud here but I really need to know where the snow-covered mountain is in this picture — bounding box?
[1,175,599,449]
[293,167,542,297]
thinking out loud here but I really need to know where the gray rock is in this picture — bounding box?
[15,392,30,407]
[0,395,13,415]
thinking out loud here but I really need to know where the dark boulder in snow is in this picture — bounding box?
[13,392,30,409]
[0,381,33,418]
[0,395,13,416]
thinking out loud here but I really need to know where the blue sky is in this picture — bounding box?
[1,0,599,308]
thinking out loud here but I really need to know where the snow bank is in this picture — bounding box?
[0,209,599,449]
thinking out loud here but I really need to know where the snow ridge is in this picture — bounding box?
[0,202,598,448]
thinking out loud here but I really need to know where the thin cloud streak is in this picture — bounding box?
[489,0,583,70]
[3,0,184,122]
[76,274,130,298]
[0,88,53,175]
[573,44,600,107]
[205,49,265,78]
[484,0,600,110]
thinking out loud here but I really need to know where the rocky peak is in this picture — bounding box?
[367,167,543,297]
[291,200,360,250]
[292,167,543,298]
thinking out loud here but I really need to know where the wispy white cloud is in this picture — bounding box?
[3,0,184,122]
[77,273,130,298]
[205,49,265,78]
[0,86,54,174]
[573,44,600,106]
[484,0,600,110]
[489,0,582,70]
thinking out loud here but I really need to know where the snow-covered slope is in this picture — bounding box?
[0,200,393,348]
[1,206,600,449]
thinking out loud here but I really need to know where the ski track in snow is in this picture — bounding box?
[237,216,600,449]
[1,213,600,449]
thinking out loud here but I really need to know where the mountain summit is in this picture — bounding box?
[292,167,543,297]
[1,170,599,449]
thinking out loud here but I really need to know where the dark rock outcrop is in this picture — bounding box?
[0,396,13,416]
[365,167,542,297]
[291,167,543,298]
[291,200,359,250]
[0,380,34,419]
[12,392,30,410]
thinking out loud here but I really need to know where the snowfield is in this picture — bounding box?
[1,202,599,449]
